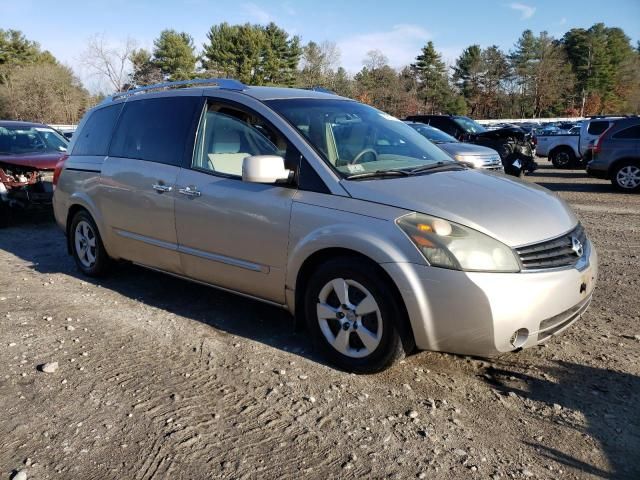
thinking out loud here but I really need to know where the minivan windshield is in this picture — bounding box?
[0,126,68,154]
[453,116,487,134]
[266,99,454,177]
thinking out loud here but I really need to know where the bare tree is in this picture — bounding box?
[0,63,88,123]
[80,34,136,92]
[298,41,342,88]
[363,50,388,70]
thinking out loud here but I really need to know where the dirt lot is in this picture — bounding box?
[1,164,639,480]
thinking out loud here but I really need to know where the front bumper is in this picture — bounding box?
[382,241,597,356]
[0,180,53,208]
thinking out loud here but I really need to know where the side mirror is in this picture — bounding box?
[242,155,292,184]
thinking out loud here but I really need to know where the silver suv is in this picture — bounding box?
[586,117,640,191]
[53,79,597,373]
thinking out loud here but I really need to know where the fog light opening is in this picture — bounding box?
[510,328,529,349]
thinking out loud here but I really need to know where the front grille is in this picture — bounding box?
[474,154,502,166]
[516,224,587,270]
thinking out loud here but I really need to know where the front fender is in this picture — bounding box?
[286,200,426,292]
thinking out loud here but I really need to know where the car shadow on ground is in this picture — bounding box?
[0,212,325,369]
[534,181,618,193]
[530,169,591,180]
[482,359,640,479]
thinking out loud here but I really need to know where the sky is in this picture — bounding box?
[1,0,639,92]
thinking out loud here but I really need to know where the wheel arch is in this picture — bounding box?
[607,157,640,178]
[65,196,111,257]
[292,247,416,354]
[549,144,576,158]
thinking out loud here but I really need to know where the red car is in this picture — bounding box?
[0,120,69,225]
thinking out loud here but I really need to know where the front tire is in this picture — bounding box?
[611,161,640,192]
[69,210,111,277]
[304,257,406,373]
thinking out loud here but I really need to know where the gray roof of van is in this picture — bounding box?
[101,79,351,106]
[229,86,347,101]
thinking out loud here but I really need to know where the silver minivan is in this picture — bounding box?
[53,79,597,373]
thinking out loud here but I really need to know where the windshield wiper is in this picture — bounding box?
[345,169,412,180]
[408,161,465,174]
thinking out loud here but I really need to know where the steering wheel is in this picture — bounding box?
[350,148,378,164]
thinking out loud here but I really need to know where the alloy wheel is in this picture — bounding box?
[74,220,97,268]
[316,278,383,358]
[616,165,640,189]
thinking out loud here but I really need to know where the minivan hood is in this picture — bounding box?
[341,170,577,247]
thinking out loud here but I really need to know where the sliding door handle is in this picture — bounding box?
[178,186,201,197]
[152,184,173,193]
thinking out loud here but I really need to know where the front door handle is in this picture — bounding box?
[152,183,173,193]
[178,186,201,197]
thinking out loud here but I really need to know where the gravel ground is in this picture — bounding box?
[1,164,639,480]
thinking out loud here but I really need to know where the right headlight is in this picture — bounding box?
[396,213,520,272]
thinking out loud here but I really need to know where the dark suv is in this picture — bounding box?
[587,118,640,192]
[405,115,536,176]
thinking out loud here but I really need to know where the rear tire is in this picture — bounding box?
[550,147,576,169]
[304,257,406,373]
[69,210,111,277]
[611,161,640,192]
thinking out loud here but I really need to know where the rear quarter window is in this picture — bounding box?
[109,96,201,166]
[612,125,640,139]
[587,121,610,135]
[72,104,123,156]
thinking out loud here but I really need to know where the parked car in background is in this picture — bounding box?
[535,117,624,168]
[405,114,536,177]
[58,129,74,140]
[586,118,640,191]
[53,78,597,373]
[0,120,68,226]
[405,122,502,171]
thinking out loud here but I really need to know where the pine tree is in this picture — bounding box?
[152,30,197,81]
[129,48,163,87]
[509,30,538,116]
[410,41,451,113]
[202,22,301,86]
[260,23,300,86]
[452,45,483,115]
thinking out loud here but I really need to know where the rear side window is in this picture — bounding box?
[587,121,610,135]
[72,104,122,156]
[109,96,200,166]
[612,125,640,139]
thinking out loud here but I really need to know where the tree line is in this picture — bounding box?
[0,29,92,124]
[1,22,639,125]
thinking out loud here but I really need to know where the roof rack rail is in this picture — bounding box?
[105,78,246,102]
